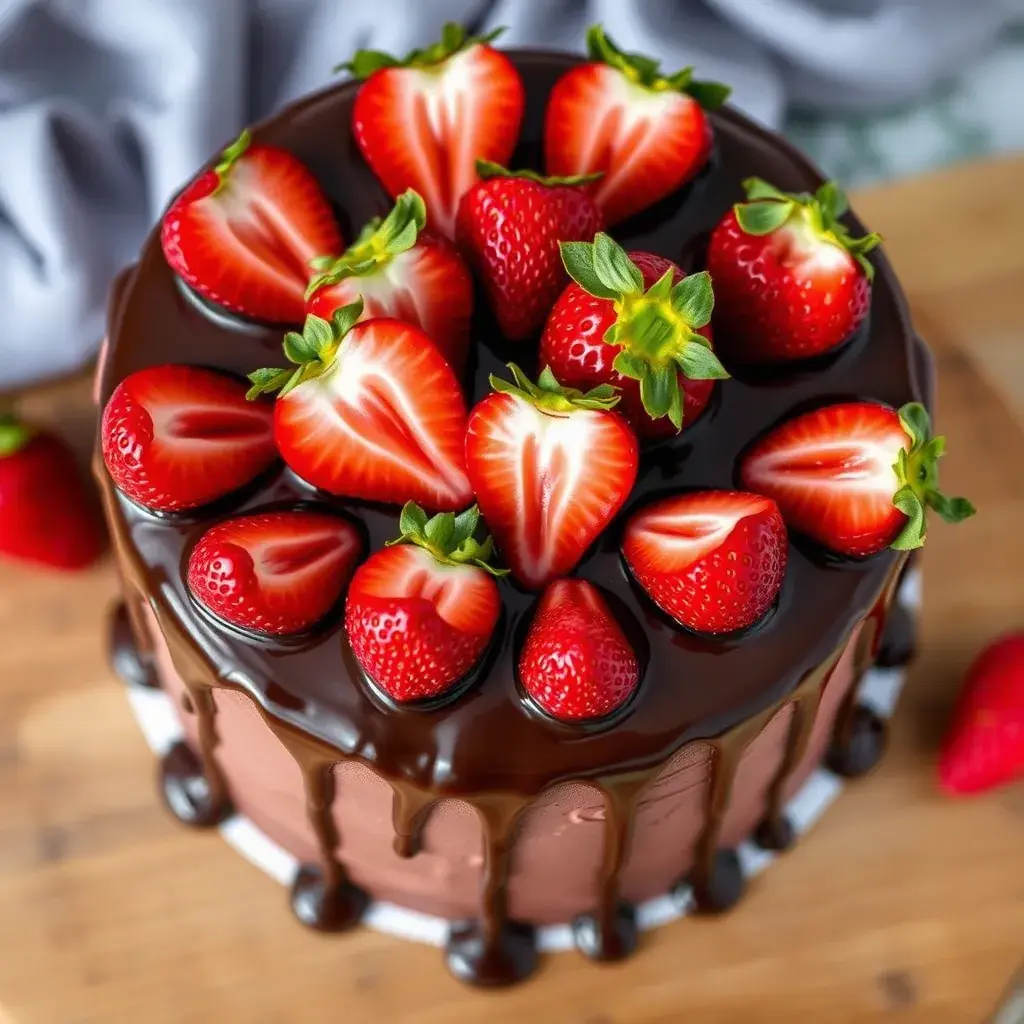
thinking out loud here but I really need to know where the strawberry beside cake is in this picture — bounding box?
[94,25,972,987]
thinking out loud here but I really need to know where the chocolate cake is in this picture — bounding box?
[93,28,964,987]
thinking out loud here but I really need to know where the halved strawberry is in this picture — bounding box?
[345,503,503,702]
[161,130,342,323]
[187,510,362,635]
[519,579,639,722]
[622,491,787,635]
[305,189,473,370]
[101,365,277,513]
[540,234,728,440]
[465,364,638,590]
[544,25,730,226]
[343,23,524,239]
[739,402,974,558]
[247,301,472,511]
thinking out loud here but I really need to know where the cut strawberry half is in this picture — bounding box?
[161,130,342,324]
[187,509,362,635]
[247,301,472,511]
[101,365,278,513]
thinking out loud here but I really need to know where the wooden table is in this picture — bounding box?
[1,156,1022,1024]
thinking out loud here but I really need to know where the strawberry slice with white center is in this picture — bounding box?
[305,189,472,370]
[345,503,503,702]
[247,300,472,511]
[101,365,277,513]
[622,491,788,635]
[187,510,362,635]
[343,23,524,239]
[161,130,342,324]
[739,401,974,558]
[544,26,730,226]
[465,364,638,590]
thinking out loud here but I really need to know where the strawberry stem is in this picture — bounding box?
[388,501,508,575]
[0,414,34,458]
[336,22,505,79]
[474,159,603,188]
[490,363,620,415]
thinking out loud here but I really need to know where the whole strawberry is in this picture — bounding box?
[0,416,104,571]
[519,579,639,722]
[622,491,787,635]
[707,178,881,363]
[541,233,728,440]
[456,161,604,341]
[345,503,503,703]
[939,634,1024,796]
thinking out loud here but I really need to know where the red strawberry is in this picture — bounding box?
[707,178,881,362]
[0,417,104,571]
[465,365,638,590]
[540,233,728,440]
[519,579,639,722]
[306,190,473,370]
[622,491,787,635]
[739,402,974,558]
[345,503,503,702]
[544,26,729,226]
[939,634,1024,796]
[344,23,524,240]
[247,301,472,511]
[102,365,277,513]
[187,510,362,635]
[456,161,604,341]
[161,130,342,324]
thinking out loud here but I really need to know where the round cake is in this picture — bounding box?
[94,26,966,988]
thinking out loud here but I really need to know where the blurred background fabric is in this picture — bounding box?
[0,0,1021,390]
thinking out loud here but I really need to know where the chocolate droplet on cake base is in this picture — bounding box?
[684,848,746,914]
[445,920,539,987]
[572,901,639,962]
[827,705,888,778]
[289,865,368,932]
[108,601,159,689]
[754,813,796,852]
[875,603,917,668]
[158,741,232,827]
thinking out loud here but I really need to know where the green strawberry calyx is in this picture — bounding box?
[475,160,602,188]
[734,177,882,280]
[586,24,731,109]
[388,501,507,575]
[490,363,621,416]
[336,22,504,79]
[891,402,975,550]
[559,232,729,430]
[245,299,364,400]
[0,414,35,458]
[306,190,426,297]
[212,130,252,195]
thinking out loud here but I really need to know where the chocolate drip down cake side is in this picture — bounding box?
[94,25,972,987]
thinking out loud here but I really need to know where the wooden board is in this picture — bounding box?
[1,156,1023,1024]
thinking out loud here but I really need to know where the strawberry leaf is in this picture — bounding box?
[891,486,926,550]
[330,299,365,339]
[475,160,602,187]
[560,241,619,300]
[612,351,648,382]
[734,199,794,236]
[675,339,729,381]
[425,511,456,551]
[452,505,480,547]
[390,501,508,575]
[490,363,621,412]
[927,492,976,524]
[683,78,732,109]
[594,233,644,295]
[671,271,714,327]
[0,415,35,457]
[213,130,252,189]
[336,22,504,79]
[639,364,677,424]
[399,501,429,538]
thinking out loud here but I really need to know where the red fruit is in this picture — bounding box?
[519,579,639,722]
[345,503,503,702]
[161,130,342,324]
[187,510,361,635]
[346,23,524,240]
[247,302,472,511]
[102,365,277,513]
[544,26,729,226]
[306,190,473,370]
[540,234,728,439]
[465,365,638,589]
[456,162,604,341]
[0,417,104,571]
[707,178,881,362]
[622,491,787,635]
[939,634,1024,796]
[740,401,974,558]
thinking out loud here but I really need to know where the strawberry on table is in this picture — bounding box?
[306,189,473,371]
[345,503,503,703]
[622,491,787,635]
[247,300,472,511]
[540,233,728,440]
[456,161,603,341]
[519,579,639,723]
[161,130,342,324]
[740,401,974,558]
[0,416,105,571]
[707,178,881,363]
[102,365,277,514]
[465,364,638,590]
[544,25,729,226]
[343,22,524,240]
[187,510,362,636]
